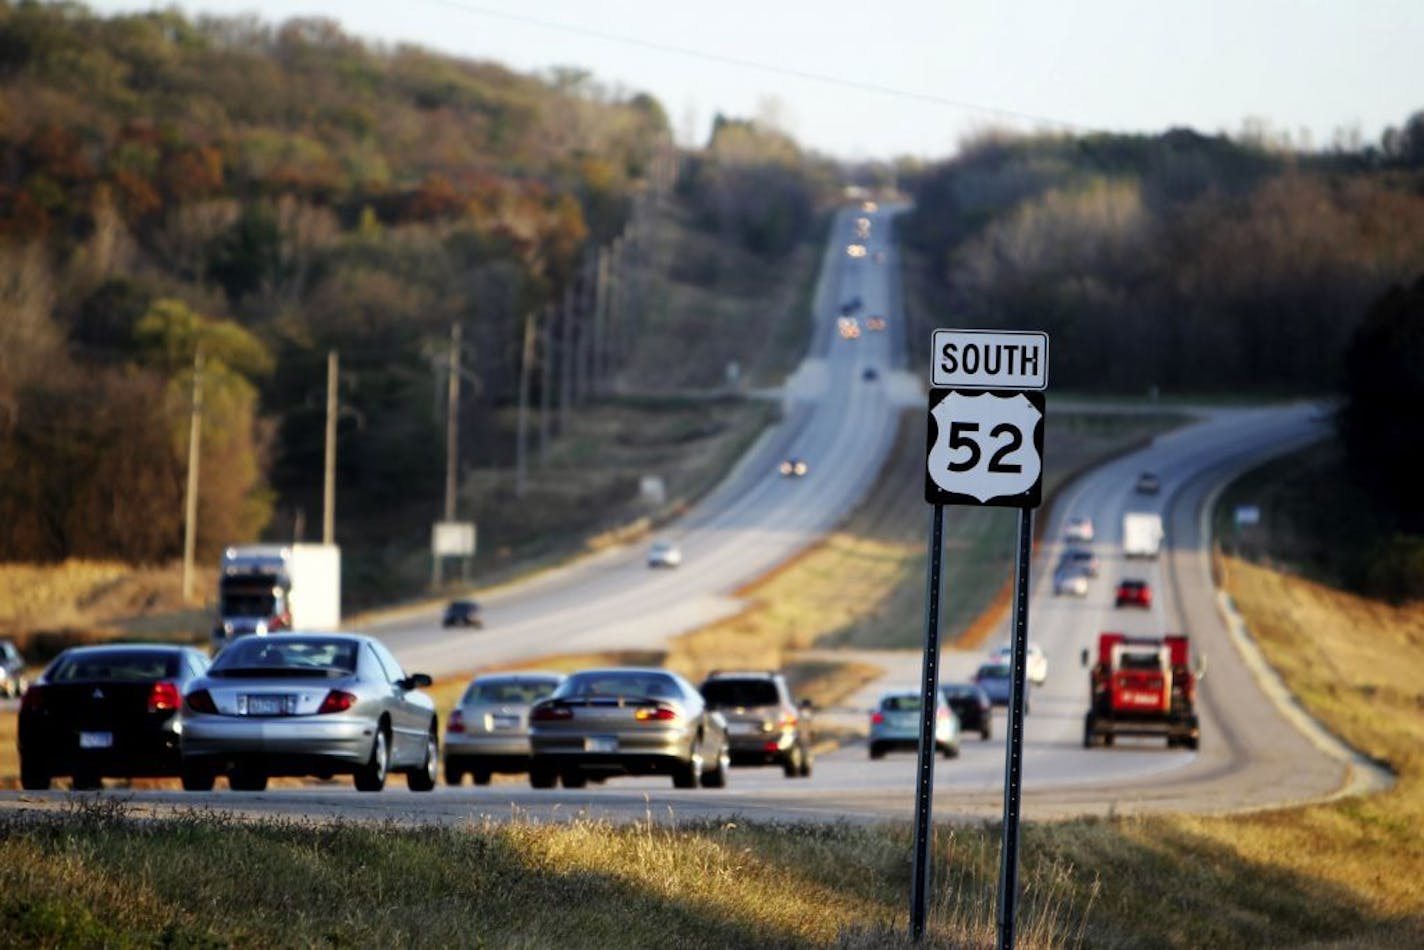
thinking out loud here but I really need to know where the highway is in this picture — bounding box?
[2,207,1378,825]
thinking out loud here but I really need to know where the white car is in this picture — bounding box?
[1064,517,1094,543]
[991,643,1048,686]
[1053,569,1089,598]
[646,540,682,569]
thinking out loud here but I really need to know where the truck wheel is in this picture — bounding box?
[1102,733,1115,747]
[1185,734,1199,751]
[529,765,557,789]
[1082,714,1095,748]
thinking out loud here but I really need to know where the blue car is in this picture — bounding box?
[973,661,1031,714]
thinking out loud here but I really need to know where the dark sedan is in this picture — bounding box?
[973,661,1031,714]
[528,668,729,789]
[940,682,993,740]
[441,599,484,628]
[18,644,211,790]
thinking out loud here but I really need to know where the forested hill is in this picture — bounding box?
[0,2,826,569]
[898,123,1424,394]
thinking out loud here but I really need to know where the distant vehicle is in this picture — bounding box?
[840,295,863,315]
[1,639,27,699]
[991,642,1049,686]
[443,672,564,785]
[838,316,861,339]
[1083,632,1202,749]
[1059,547,1100,577]
[18,644,211,790]
[854,216,871,238]
[1135,471,1161,495]
[1063,517,1095,543]
[213,543,341,650]
[974,661,1030,712]
[865,315,887,332]
[846,243,867,258]
[527,667,730,789]
[699,671,813,778]
[180,633,438,793]
[1123,512,1165,559]
[646,540,682,569]
[939,682,992,740]
[441,599,484,629]
[862,367,879,381]
[1115,579,1153,609]
[779,458,809,478]
[869,689,960,759]
[862,200,879,213]
[1054,568,1089,598]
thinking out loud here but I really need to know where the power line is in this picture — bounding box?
[415,0,1093,134]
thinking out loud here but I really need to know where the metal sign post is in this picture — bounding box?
[914,328,1048,946]
[909,503,945,941]
[996,508,1035,950]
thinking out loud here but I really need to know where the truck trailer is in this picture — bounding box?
[1122,512,1165,559]
[213,544,341,648]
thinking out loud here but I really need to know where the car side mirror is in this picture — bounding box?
[401,673,433,690]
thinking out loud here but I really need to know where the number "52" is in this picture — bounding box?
[944,422,1024,473]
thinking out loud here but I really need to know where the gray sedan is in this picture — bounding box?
[180,633,438,793]
[527,668,729,789]
[443,671,564,785]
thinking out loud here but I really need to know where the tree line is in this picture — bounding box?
[0,2,830,569]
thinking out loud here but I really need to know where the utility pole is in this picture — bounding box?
[559,283,575,431]
[322,349,337,545]
[592,246,609,394]
[445,323,461,522]
[539,302,553,466]
[515,310,536,498]
[181,348,204,603]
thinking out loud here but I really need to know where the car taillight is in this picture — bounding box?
[186,689,217,714]
[531,704,573,722]
[447,709,465,734]
[148,681,181,713]
[870,711,884,725]
[936,705,949,719]
[20,686,43,712]
[634,706,677,722]
[778,711,798,729]
[317,690,356,714]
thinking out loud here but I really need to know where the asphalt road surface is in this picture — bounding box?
[4,208,1381,826]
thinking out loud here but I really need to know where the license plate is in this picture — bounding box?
[492,714,519,730]
[246,695,290,716]
[729,722,760,736]
[79,731,112,749]
[585,736,617,753]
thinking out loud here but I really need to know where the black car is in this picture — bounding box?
[699,671,813,778]
[442,599,484,629]
[940,682,993,740]
[18,644,211,790]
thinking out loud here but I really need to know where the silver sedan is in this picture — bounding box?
[180,633,438,793]
[527,668,729,790]
[443,671,564,785]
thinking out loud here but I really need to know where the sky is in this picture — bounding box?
[86,0,1424,160]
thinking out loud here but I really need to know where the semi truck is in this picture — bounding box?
[1122,512,1164,559]
[213,544,341,649]
[1081,632,1202,749]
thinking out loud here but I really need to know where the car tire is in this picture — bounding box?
[229,767,268,792]
[672,750,702,789]
[981,722,992,741]
[353,728,389,792]
[71,770,102,791]
[869,743,885,760]
[561,771,587,789]
[407,730,438,792]
[798,746,813,778]
[941,742,959,759]
[529,765,557,789]
[471,769,491,786]
[701,744,729,789]
[444,758,465,786]
[19,758,50,791]
[1185,734,1200,751]
[782,745,804,779]
[1103,732,1115,747]
[180,764,216,792]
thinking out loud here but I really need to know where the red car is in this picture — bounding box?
[1114,579,1152,609]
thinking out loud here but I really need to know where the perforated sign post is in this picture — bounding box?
[911,330,1047,948]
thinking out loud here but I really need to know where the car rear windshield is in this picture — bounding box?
[557,672,680,701]
[210,638,358,676]
[941,685,978,700]
[464,678,559,705]
[49,650,178,682]
[702,679,780,707]
[978,664,1012,679]
[881,694,922,712]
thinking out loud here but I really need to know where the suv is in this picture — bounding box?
[0,639,27,698]
[699,671,812,778]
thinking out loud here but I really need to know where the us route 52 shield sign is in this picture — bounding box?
[924,388,1045,508]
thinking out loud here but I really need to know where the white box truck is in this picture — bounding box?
[1122,513,1164,559]
[213,543,341,648]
